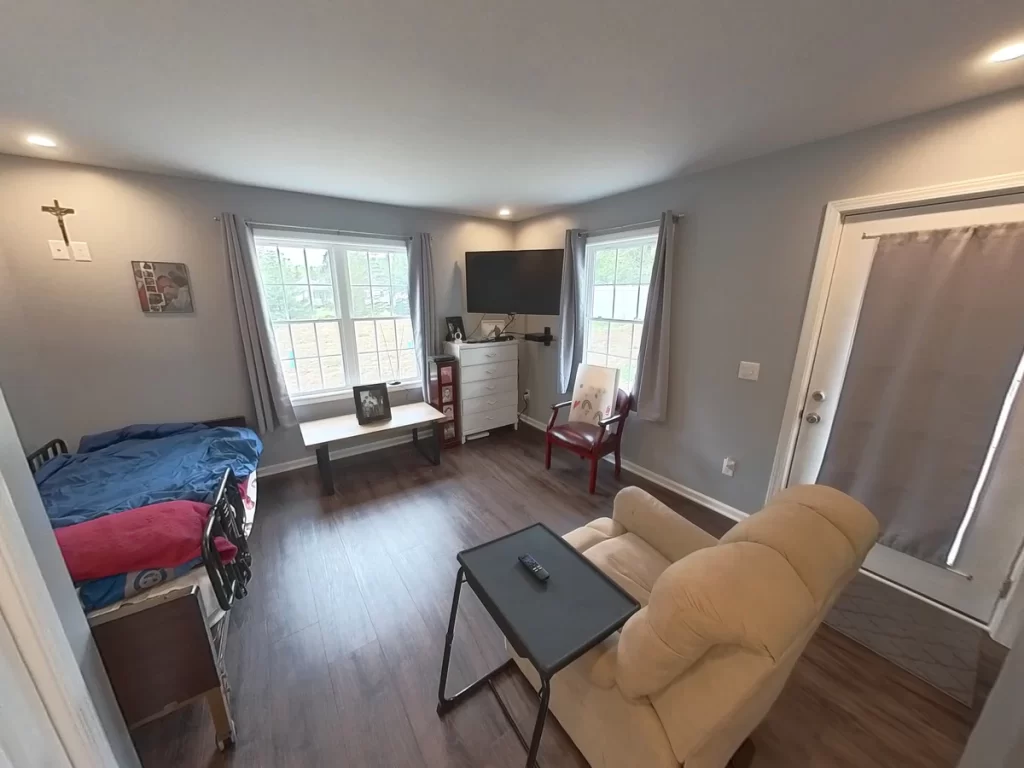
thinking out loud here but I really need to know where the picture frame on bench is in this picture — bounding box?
[353,383,392,425]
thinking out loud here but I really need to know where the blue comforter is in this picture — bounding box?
[36,423,262,528]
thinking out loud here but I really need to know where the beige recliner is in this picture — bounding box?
[509,485,878,768]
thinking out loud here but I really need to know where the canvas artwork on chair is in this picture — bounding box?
[568,364,619,425]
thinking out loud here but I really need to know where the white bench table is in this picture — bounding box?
[299,402,447,495]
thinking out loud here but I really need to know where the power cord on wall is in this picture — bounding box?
[517,340,531,419]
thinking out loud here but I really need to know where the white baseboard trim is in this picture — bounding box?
[519,414,547,431]
[259,434,413,478]
[518,415,748,524]
[615,456,748,524]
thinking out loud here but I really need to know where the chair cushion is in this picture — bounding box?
[549,423,613,451]
[564,518,628,554]
[584,532,672,606]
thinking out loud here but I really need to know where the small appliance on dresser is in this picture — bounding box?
[444,339,519,443]
[428,354,461,447]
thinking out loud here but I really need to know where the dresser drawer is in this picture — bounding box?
[459,343,518,367]
[461,360,516,383]
[461,375,517,400]
[462,389,518,415]
[463,406,519,434]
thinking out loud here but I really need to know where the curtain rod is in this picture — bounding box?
[239,218,412,241]
[583,214,681,239]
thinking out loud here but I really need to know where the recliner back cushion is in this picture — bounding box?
[615,541,815,699]
[768,485,878,561]
[720,486,877,606]
[719,502,853,605]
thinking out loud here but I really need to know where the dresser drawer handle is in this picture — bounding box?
[485,352,497,358]
[484,368,495,374]
[486,400,496,405]
[486,385,495,390]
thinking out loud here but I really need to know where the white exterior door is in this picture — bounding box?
[788,199,1024,623]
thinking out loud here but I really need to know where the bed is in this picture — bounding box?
[27,416,262,750]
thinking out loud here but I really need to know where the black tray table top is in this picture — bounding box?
[458,523,639,676]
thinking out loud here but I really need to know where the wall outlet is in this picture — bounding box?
[523,389,531,403]
[737,361,760,381]
[49,240,70,260]
[71,241,92,262]
[721,457,736,477]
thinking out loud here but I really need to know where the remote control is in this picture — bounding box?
[518,553,549,582]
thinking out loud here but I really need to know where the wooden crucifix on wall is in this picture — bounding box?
[41,199,75,246]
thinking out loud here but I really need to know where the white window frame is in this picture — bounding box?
[252,229,418,404]
[581,226,659,393]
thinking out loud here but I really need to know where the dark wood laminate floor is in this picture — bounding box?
[133,427,975,767]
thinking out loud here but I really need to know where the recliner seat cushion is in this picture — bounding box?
[583,532,672,606]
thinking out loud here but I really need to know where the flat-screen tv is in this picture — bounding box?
[465,249,563,315]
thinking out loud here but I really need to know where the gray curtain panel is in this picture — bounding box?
[222,213,296,433]
[632,211,676,421]
[818,223,1024,565]
[409,232,438,401]
[557,229,586,393]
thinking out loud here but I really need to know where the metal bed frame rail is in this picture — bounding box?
[26,438,68,474]
[202,469,254,611]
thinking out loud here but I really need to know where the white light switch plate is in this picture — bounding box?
[71,241,92,262]
[49,240,70,260]
[722,457,736,476]
[738,361,760,381]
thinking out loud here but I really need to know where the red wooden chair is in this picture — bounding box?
[545,389,632,494]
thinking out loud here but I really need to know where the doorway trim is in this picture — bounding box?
[768,170,1024,637]
[0,471,119,766]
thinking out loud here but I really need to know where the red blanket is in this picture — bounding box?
[55,500,237,582]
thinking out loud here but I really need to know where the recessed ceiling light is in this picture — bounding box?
[26,134,57,147]
[498,208,511,217]
[990,42,1024,63]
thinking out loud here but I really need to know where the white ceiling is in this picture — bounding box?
[2,1,1023,220]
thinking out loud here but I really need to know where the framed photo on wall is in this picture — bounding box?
[132,261,195,314]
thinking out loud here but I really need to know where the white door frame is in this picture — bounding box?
[769,170,1024,638]
[0,470,119,766]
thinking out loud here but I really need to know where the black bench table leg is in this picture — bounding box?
[315,443,334,495]
[413,423,442,466]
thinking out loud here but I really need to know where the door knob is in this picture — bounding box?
[811,390,826,402]
[805,413,821,424]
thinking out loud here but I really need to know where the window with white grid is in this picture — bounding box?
[253,231,416,401]
[583,229,658,392]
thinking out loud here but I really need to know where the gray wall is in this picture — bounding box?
[0,155,514,466]
[0,387,139,766]
[514,87,1024,513]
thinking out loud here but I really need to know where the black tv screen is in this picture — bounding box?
[465,249,563,315]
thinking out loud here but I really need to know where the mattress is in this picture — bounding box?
[87,471,258,627]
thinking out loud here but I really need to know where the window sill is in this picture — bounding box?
[289,380,421,407]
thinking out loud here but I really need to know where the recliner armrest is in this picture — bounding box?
[612,487,718,562]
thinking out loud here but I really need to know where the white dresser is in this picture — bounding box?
[444,339,520,443]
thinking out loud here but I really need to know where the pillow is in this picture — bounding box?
[55,500,237,582]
